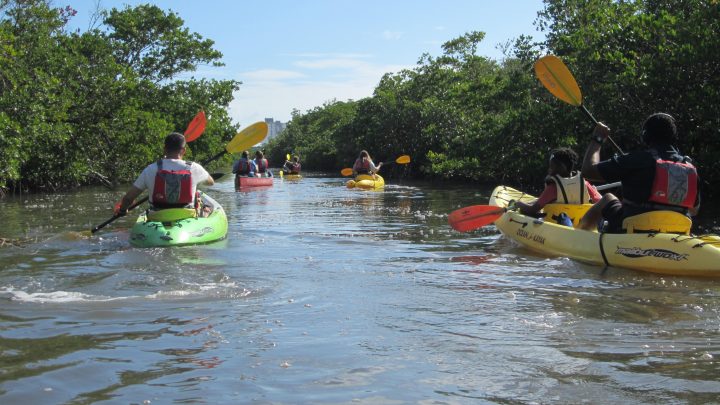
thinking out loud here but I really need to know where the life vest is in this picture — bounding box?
[354,159,371,174]
[648,151,698,209]
[255,158,268,173]
[547,172,591,204]
[152,159,194,208]
[235,158,251,175]
[289,162,301,173]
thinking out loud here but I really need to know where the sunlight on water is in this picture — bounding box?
[0,174,719,403]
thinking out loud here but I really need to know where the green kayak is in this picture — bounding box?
[129,192,228,247]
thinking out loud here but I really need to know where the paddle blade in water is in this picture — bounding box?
[534,55,582,107]
[341,168,353,176]
[395,155,411,164]
[226,121,269,154]
[184,110,207,142]
[448,205,505,232]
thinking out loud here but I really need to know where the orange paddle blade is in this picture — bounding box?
[340,168,353,176]
[395,155,411,164]
[448,205,505,232]
[184,110,207,142]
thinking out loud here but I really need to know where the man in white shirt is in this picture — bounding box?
[114,132,214,215]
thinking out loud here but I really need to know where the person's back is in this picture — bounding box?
[254,151,270,177]
[578,112,700,232]
[233,151,253,176]
[516,147,600,216]
[286,156,301,174]
[114,132,214,215]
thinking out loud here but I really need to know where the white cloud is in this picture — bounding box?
[241,69,306,81]
[382,30,404,40]
[230,57,413,125]
[294,58,371,70]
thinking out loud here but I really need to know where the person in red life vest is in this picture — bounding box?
[232,151,253,176]
[352,150,382,177]
[515,147,601,216]
[253,150,272,177]
[114,132,214,216]
[283,155,301,174]
[578,113,700,232]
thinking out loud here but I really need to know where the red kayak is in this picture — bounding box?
[235,176,273,189]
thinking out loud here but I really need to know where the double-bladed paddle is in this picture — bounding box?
[447,181,623,233]
[90,121,269,234]
[534,55,624,154]
[341,155,410,176]
[448,205,506,232]
[184,110,206,142]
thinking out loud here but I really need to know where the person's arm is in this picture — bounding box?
[516,184,557,216]
[117,186,144,214]
[581,123,610,182]
[197,165,215,186]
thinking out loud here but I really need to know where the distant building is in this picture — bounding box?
[264,118,287,141]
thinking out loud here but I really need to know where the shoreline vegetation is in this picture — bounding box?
[1,1,719,201]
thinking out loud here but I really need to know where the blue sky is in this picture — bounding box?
[64,0,546,126]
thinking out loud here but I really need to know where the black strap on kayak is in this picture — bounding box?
[598,232,610,268]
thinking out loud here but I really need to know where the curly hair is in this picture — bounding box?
[549,147,579,173]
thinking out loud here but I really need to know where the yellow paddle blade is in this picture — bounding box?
[534,55,582,107]
[226,121,269,154]
[286,153,291,161]
[340,168,353,176]
[395,155,411,164]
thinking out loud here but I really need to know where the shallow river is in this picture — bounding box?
[1,173,720,404]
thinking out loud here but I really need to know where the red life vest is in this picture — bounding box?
[354,159,370,174]
[648,155,698,209]
[152,159,194,208]
[236,158,251,175]
[255,158,268,173]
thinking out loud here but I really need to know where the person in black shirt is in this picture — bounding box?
[578,113,700,232]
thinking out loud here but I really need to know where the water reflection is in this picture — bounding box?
[1,174,720,403]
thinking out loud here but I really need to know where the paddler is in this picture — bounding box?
[283,155,301,175]
[515,147,601,217]
[578,113,701,232]
[114,132,214,217]
[232,151,254,177]
[352,150,383,178]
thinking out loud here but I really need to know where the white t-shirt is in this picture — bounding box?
[133,159,211,204]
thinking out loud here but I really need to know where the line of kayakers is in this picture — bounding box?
[514,112,700,232]
[232,150,273,178]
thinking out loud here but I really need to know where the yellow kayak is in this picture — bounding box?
[489,185,720,277]
[347,174,384,190]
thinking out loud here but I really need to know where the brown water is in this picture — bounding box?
[1,173,720,404]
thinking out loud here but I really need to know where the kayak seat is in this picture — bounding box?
[542,203,593,227]
[146,208,197,222]
[622,211,691,235]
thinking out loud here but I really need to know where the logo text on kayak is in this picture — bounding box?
[615,247,688,261]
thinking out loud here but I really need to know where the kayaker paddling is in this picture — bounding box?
[352,150,382,178]
[515,147,601,217]
[283,155,301,175]
[114,132,215,218]
[578,113,701,232]
[232,151,254,177]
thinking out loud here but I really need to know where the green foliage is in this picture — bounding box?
[0,0,239,193]
[268,0,720,195]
